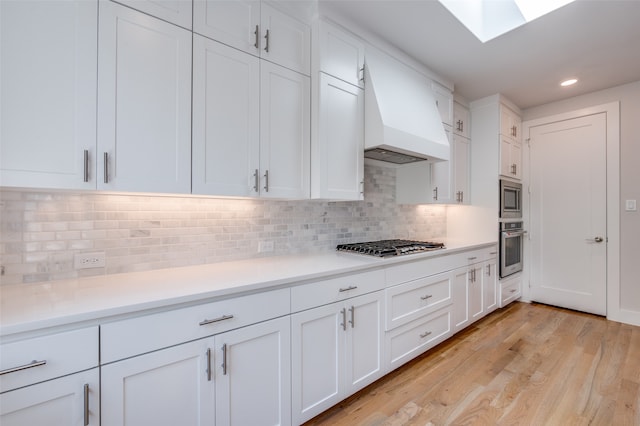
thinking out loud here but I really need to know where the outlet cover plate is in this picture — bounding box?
[75,252,106,269]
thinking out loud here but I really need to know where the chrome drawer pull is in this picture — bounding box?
[84,383,90,426]
[0,359,47,375]
[206,348,212,381]
[467,256,477,261]
[339,285,358,292]
[510,289,517,293]
[421,295,433,300]
[420,331,432,339]
[199,314,234,326]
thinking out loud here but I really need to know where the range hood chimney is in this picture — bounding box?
[364,50,449,165]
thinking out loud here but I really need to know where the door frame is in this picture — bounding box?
[522,102,622,322]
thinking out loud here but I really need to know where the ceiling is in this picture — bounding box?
[319,0,640,110]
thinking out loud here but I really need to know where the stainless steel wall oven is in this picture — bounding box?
[500,179,522,219]
[500,221,525,278]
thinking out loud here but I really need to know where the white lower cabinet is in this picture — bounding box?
[102,315,290,426]
[452,266,470,332]
[484,257,499,313]
[101,338,215,426]
[0,368,99,426]
[500,273,522,307]
[291,291,384,424]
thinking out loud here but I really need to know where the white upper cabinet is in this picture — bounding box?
[260,61,311,199]
[193,0,261,55]
[97,1,192,193]
[114,0,193,29]
[500,104,521,140]
[453,133,470,204]
[0,0,97,190]
[192,20,310,199]
[193,0,310,75]
[453,101,471,138]
[317,20,365,87]
[432,82,454,127]
[500,135,522,179]
[192,35,260,197]
[312,73,364,200]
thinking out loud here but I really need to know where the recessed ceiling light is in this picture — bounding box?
[560,78,578,87]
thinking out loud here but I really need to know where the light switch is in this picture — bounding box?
[626,199,637,211]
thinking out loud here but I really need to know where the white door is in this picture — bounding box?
[193,0,260,55]
[192,35,260,197]
[291,303,342,424]
[215,317,291,426]
[101,339,215,426]
[452,267,469,332]
[312,73,364,200]
[345,292,383,395]
[529,113,607,315]
[260,61,310,199]
[97,1,192,193]
[0,0,97,190]
[0,369,99,426]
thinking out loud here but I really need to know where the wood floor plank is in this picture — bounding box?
[304,302,640,426]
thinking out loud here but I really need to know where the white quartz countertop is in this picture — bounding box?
[0,240,496,338]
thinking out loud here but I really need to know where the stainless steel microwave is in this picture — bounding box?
[500,179,522,219]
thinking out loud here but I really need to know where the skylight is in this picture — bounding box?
[438,0,575,43]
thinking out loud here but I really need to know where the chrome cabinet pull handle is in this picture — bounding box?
[264,170,269,192]
[349,306,355,328]
[340,308,347,331]
[253,169,259,193]
[206,348,212,381]
[339,285,357,292]
[103,152,109,183]
[487,264,491,276]
[83,150,89,182]
[420,331,432,339]
[467,256,477,261]
[433,187,438,200]
[221,344,228,375]
[421,294,433,300]
[199,314,234,326]
[359,66,365,83]
[83,383,90,426]
[254,25,259,49]
[264,29,270,52]
[0,359,47,375]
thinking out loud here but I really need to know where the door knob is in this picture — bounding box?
[585,237,604,243]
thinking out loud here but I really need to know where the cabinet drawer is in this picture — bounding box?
[0,327,98,393]
[386,307,452,370]
[500,276,521,307]
[462,246,497,265]
[291,269,385,312]
[101,288,290,363]
[385,256,457,287]
[385,271,452,330]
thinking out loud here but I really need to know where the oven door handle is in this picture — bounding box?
[503,230,527,237]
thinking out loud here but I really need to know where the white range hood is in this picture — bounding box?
[364,50,449,164]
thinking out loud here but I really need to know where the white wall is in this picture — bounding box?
[523,80,640,317]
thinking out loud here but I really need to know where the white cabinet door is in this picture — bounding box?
[0,368,99,426]
[500,136,522,179]
[431,128,453,203]
[0,0,97,190]
[453,134,470,204]
[215,317,291,426]
[260,61,310,199]
[312,73,364,200]
[500,105,521,140]
[432,82,453,127]
[291,303,342,425]
[318,20,365,87]
[101,338,215,426]
[115,0,193,29]
[483,259,498,314]
[193,0,260,55]
[469,265,484,322]
[344,291,384,395]
[97,1,192,193]
[453,102,471,138]
[452,267,469,333]
[192,35,260,196]
[260,3,310,76]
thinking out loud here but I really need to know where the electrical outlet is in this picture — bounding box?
[74,252,106,269]
[625,199,637,212]
[258,241,274,253]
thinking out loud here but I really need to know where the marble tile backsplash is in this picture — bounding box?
[0,164,446,285]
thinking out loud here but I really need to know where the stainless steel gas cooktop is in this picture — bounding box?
[336,239,445,257]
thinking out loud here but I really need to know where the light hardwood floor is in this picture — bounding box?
[304,302,640,426]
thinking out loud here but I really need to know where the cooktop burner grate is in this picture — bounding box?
[336,239,445,257]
